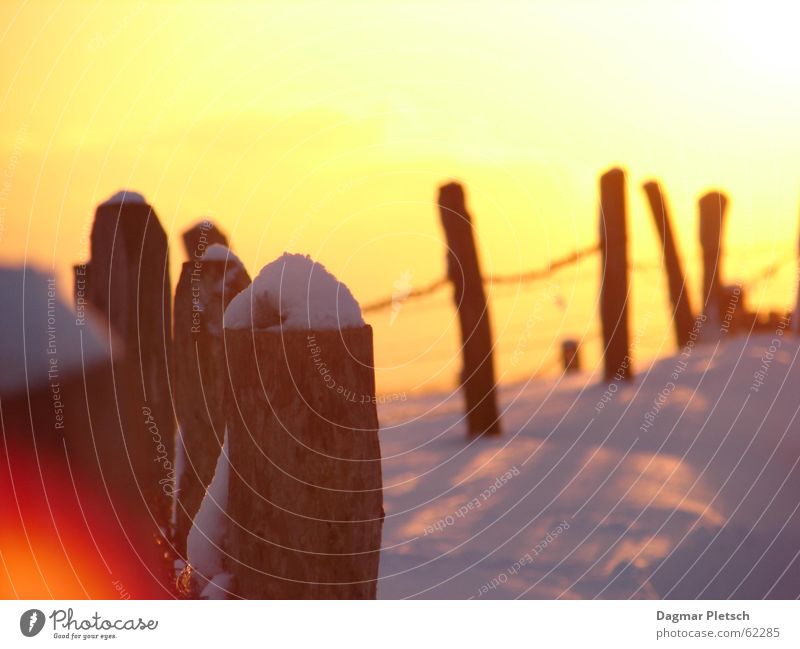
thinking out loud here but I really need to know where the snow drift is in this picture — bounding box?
[377,333,800,599]
[186,429,232,599]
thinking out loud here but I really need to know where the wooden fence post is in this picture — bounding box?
[561,339,580,372]
[698,191,728,325]
[182,219,228,259]
[438,182,501,437]
[643,181,695,348]
[172,248,250,558]
[599,168,633,382]
[225,326,383,598]
[795,213,800,333]
[76,191,174,535]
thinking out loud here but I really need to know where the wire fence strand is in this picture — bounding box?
[362,243,795,315]
[362,244,600,313]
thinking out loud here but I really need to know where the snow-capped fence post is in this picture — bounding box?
[599,168,633,382]
[643,181,695,348]
[222,255,384,599]
[172,245,250,558]
[75,191,174,533]
[438,182,501,437]
[699,191,728,324]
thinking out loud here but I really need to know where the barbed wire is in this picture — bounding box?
[361,277,449,313]
[362,244,600,313]
[362,243,797,315]
[740,251,795,290]
[489,244,600,285]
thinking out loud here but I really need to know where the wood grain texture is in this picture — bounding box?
[225,325,383,599]
[79,200,174,530]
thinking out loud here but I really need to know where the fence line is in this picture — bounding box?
[362,277,449,313]
[361,244,600,313]
[363,246,795,316]
[490,244,600,285]
[741,252,795,290]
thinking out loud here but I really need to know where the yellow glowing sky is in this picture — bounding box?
[2,0,800,393]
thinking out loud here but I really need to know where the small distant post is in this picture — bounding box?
[720,283,744,334]
[698,191,728,324]
[599,168,633,382]
[642,181,695,348]
[438,182,501,437]
[561,339,580,373]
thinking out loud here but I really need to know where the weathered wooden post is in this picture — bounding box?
[75,190,174,533]
[795,213,800,333]
[173,243,251,558]
[642,181,695,348]
[795,214,800,334]
[699,191,728,326]
[438,182,501,437]
[599,168,633,382]
[222,254,383,599]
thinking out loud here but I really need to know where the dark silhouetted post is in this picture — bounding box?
[225,327,384,598]
[643,181,695,348]
[438,182,501,436]
[561,339,580,372]
[182,219,228,260]
[599,168,633,382]
[172,248,250,557]
[76,191,174,535]
[699,191,728,324]
[795,214,800,334]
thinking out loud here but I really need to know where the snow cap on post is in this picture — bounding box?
[100,189,147,206]
[223,252,364,331]
[202,243,244,266]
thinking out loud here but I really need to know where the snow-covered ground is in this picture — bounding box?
[377,333,800,599]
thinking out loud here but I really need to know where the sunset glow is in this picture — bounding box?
[2,0,799,394]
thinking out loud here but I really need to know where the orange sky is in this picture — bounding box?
[2,0,800,393]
